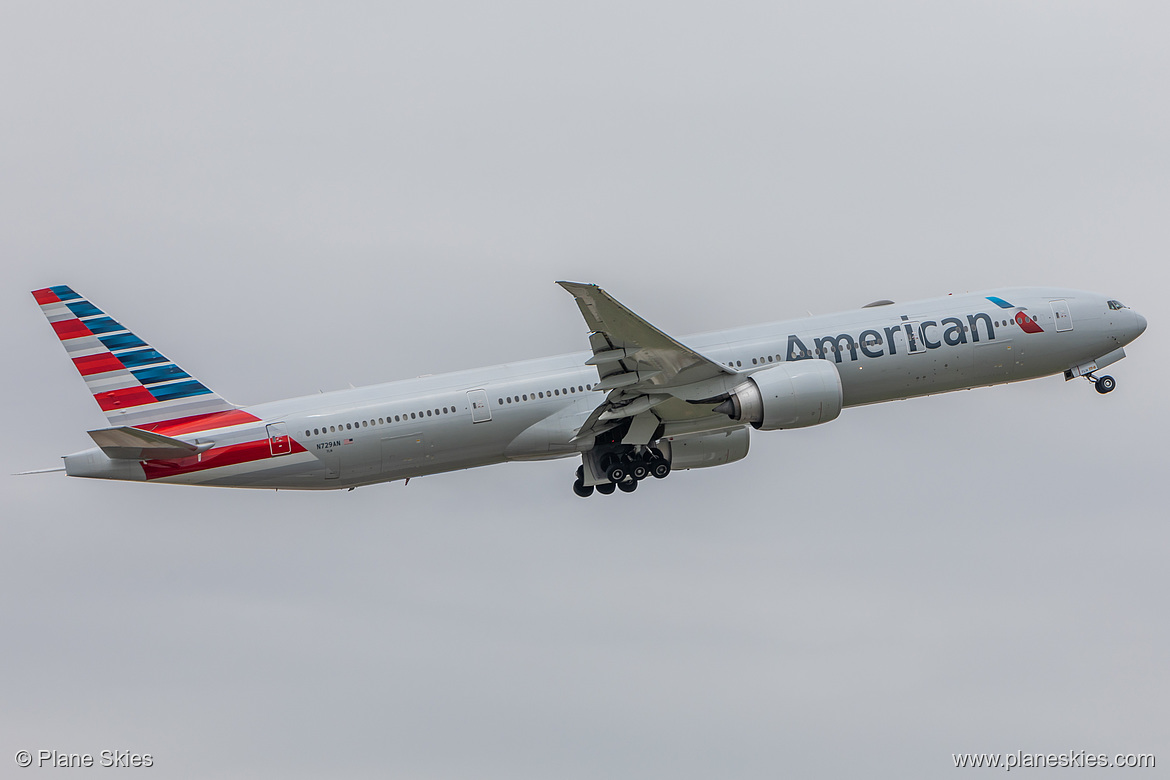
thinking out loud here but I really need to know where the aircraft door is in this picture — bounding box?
[266,422,292,456]
[1050,300,1073,332]
[467,389,492,423]
[905,321,926,353]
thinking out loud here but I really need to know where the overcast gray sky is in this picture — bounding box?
[2,2,1167,777]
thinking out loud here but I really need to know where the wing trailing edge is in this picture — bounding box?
[557,281,739,443]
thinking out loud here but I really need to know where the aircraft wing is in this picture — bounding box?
[557,282,738,441]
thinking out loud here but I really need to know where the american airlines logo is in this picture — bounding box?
[785,304,1040,364]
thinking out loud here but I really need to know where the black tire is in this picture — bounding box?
[650,459,671,479]
[617,478,638,493]
[630,460,649,481]
[573,478,594,498]
[1095,375,1116,394]
[576,465,584,480]
[606,463,627,483]
[596,482,616,495]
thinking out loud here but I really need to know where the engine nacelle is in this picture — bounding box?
[660,427,750,471]
[715,360,843,431]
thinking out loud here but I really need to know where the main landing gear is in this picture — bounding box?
[572,447,671,498]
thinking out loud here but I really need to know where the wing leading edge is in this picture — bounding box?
[557,282,738,442]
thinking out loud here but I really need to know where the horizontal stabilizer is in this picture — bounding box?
[88,426,213,460]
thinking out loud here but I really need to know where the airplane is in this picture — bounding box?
[27,283,1146,497]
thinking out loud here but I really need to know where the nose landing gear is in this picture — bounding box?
[1081,371,1116,394]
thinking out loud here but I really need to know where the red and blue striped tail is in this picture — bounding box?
[32,285,239,427]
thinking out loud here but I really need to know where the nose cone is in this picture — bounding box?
[1133,311,1148,338]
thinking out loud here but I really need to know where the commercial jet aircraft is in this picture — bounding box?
[28,282,1146,497]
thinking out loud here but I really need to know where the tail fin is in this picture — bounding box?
[32,285,239,427]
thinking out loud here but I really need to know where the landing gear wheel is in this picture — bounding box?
[576,465,584,480]
[617,478,638,493]
[596,482,616,495]
[649,458,671,479]
[628,458,649,481]
[572,478,594,498]
[1095,375,1116,394]
[605,463,627,483]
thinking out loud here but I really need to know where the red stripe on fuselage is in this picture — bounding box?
[141,438,307,480]
[136,409,262,436]
[32,288,60,305]
[73,352,126,376]
[94,386,159,411]
[51,318,92,340]
[1015,311,1044,334]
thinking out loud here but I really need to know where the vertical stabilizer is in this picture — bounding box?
[32,285,239,427]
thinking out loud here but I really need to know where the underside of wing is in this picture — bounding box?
[557,282,740,442]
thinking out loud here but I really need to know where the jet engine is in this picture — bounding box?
[714,360,842,431]
[660,426,750,471]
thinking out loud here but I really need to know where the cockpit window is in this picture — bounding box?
[1108,300,1127,310]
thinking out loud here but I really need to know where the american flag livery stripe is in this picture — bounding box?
[131,364,191,384]
[137,409,261,436]
[52,319,92,340]
[73,353,127,376]
[141,438,308,481]
[32,285,240,427]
